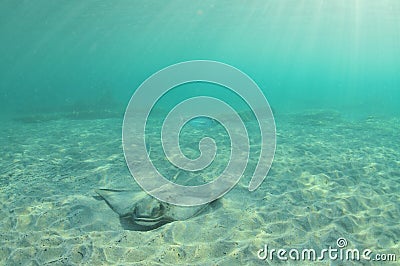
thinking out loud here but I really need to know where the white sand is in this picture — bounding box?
[0,112,399,265]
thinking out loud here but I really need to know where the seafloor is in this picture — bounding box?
[0,110,399,265]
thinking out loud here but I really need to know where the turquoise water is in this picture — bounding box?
[1,1,399,265]
[1,1,399,117]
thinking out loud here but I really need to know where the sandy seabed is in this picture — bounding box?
[1,110,399,265]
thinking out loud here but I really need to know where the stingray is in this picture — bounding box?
[187,116,217,128]
[96,189,217,231]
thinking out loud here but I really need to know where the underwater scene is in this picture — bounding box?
[0,1,399,265]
